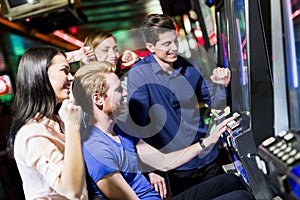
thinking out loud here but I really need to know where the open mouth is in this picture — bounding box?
[63,83,71,92]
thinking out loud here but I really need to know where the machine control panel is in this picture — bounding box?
[257,130,300,199]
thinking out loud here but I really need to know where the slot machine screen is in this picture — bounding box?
[218,0,250,113]
[285,0,300,130]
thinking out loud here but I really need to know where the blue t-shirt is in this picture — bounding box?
[82,125,161,199]
[127,54,227,170]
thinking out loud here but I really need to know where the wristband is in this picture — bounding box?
[199,138,206,150]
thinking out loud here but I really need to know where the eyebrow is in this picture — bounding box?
[161,40,172,45]
[102,44,117,47]
[60,64,71,70]
[59,64,70,68]
[116,84,122,91]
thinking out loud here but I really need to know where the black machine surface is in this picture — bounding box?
[211,110,273,199]
[211,111,252,187]
[257,131,300,199]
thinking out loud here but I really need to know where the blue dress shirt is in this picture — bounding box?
[127,53,227,170]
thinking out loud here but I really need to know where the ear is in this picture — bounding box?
[145,43,155,53]
[92,93,104,107]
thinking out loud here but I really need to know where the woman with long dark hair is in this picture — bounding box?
[8,46,87,200]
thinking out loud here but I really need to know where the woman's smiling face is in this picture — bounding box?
[94,37,120,67]
[48,54,74,104]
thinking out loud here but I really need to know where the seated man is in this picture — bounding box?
[72,61,255,200]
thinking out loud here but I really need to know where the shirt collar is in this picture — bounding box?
[148,53,182,76]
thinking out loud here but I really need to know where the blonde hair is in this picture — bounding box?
[84,30,115,50]
[72,61,115,114]
[83,30,117,71]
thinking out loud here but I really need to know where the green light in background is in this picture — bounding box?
[113,28,145,51]
[9,34,25,56]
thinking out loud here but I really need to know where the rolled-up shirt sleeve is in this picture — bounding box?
[14,123,66,195]
[25,136,64,190]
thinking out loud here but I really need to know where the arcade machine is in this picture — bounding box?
[255,0,300,199]
[206,0,276,199]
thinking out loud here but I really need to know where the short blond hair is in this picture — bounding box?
[72,61,115,114]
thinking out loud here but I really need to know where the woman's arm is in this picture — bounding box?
[97,171,139,200]
[66,46,95,64]
[58,99,86,199]
[136,116,235,172]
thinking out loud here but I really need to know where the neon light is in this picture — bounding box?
[221,34,228,68]
[236,18,247,86]
[288,9,298,88]
[69,27,79,35]
[209,33,217,46]
[183,14,191,33]
[53,30,84,47]
[291,9,300,19]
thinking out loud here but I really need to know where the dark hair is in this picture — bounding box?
[8,46,65,155]
[140,13,176,45]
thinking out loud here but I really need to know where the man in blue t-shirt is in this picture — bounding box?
[72,61,255,200]
[127,13,231,196]
[72,61,161,199]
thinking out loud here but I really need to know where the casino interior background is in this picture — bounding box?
[0,0,300,199]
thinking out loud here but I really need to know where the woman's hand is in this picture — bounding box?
[121,50,140,67]
[59,99,82,132]
[66,46,96,64]
[80,46,96,64]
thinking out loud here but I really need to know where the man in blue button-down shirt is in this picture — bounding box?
[127,13,231,197]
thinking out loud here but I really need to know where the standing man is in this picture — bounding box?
[127,13,232,196]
